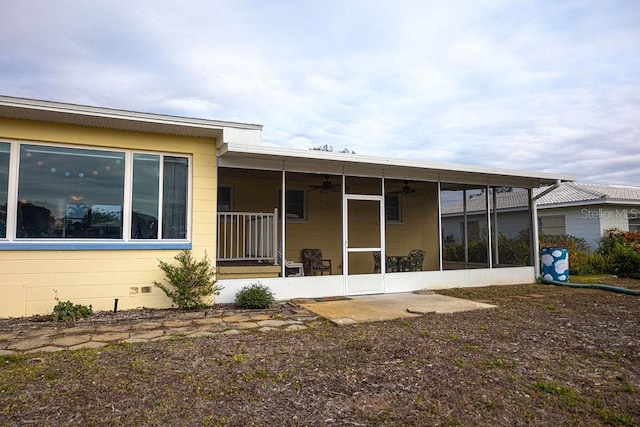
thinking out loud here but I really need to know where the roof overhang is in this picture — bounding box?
[218,142,575,188]
[0,95,262,142]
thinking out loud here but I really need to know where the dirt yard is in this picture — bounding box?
[1,277,639,426]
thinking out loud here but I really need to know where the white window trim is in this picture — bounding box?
[0,139,192,250]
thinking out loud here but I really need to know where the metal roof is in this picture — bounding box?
[0,95,262,139]
[218,141,574,189]
[442,182,640,214]
[536,182,640,207]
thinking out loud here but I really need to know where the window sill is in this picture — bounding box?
[0,241,192,251]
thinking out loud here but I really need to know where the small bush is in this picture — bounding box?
[609,243,640,279]
[234,282,275,309]
[600,228,640,254]
[50,299,93,322]
[599,228,640,279]
[540,234,591,253]
[498,229,532,266]
[154,250,222,309]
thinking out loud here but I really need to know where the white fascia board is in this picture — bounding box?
[221,142,575,185]
[220,127,263,147]
[0,95,262,133]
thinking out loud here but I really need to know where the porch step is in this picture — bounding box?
[217,263,281,280]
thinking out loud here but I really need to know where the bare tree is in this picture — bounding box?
[310,145,355,154]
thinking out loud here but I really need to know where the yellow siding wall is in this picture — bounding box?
[0,119,217,317]
[287,188,342,273]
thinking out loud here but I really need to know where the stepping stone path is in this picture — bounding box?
[0,304,320,355]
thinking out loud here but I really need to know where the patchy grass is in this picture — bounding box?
[0,280,639,426]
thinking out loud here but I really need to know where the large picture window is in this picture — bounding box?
[17,145,126,239]
[2,141,190,245]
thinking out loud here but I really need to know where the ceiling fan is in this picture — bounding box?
[307,175,341,193]
[386,181,423,196]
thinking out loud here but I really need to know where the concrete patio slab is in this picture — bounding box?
[296,292,496,325]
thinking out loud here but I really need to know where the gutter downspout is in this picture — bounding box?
[531,180,563,277]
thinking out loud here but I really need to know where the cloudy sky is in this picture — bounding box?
[1,0,639,185]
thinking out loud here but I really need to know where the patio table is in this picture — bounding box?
[386,255,409,272]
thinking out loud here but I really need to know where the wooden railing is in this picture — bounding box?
[217,209,278,263]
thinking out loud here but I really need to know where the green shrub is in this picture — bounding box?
[582,252,610,275]
[498,229,531,266]
[599,228,640,279]
[234,282,275,309]
[600,228,640,254]
[443,242,464,262]
[540,234,591,253]
[154,250,222,309]
[608,242,640,279]
[467,238,488,263]
[50,299,93,322]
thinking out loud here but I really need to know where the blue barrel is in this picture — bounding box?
[541,248,569,282]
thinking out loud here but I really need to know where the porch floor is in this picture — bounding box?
[293,292,496,325]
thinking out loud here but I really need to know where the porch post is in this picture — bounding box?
[273,208,279,265]
[437,181,443,271]
[530,189,540,277]
[486,185,493,268]
[463,190,468,265]
[342,173,347,294]
[281,169,286,275]
[492,188,499,266]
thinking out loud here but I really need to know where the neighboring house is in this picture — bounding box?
[0,96,573,317]
[442,183,640,252]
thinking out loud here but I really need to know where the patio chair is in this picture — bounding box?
[277,251,304,277]
[405,249,426,271]
[373,252,381,273]
[301,248,332,275]
[284,260,304,277]
[373,252,398,273]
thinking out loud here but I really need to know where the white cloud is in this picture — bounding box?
[1,0,638,185]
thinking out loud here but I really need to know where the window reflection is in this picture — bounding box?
[132,154,159,239]
[17,145,125,239]
[441,185,533,268]
[10,144,190,241]
[490,187,532,267]
[440,185,488,269]
[162,156,188,239]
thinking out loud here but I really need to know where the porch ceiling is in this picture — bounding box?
[218,142,575,189]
